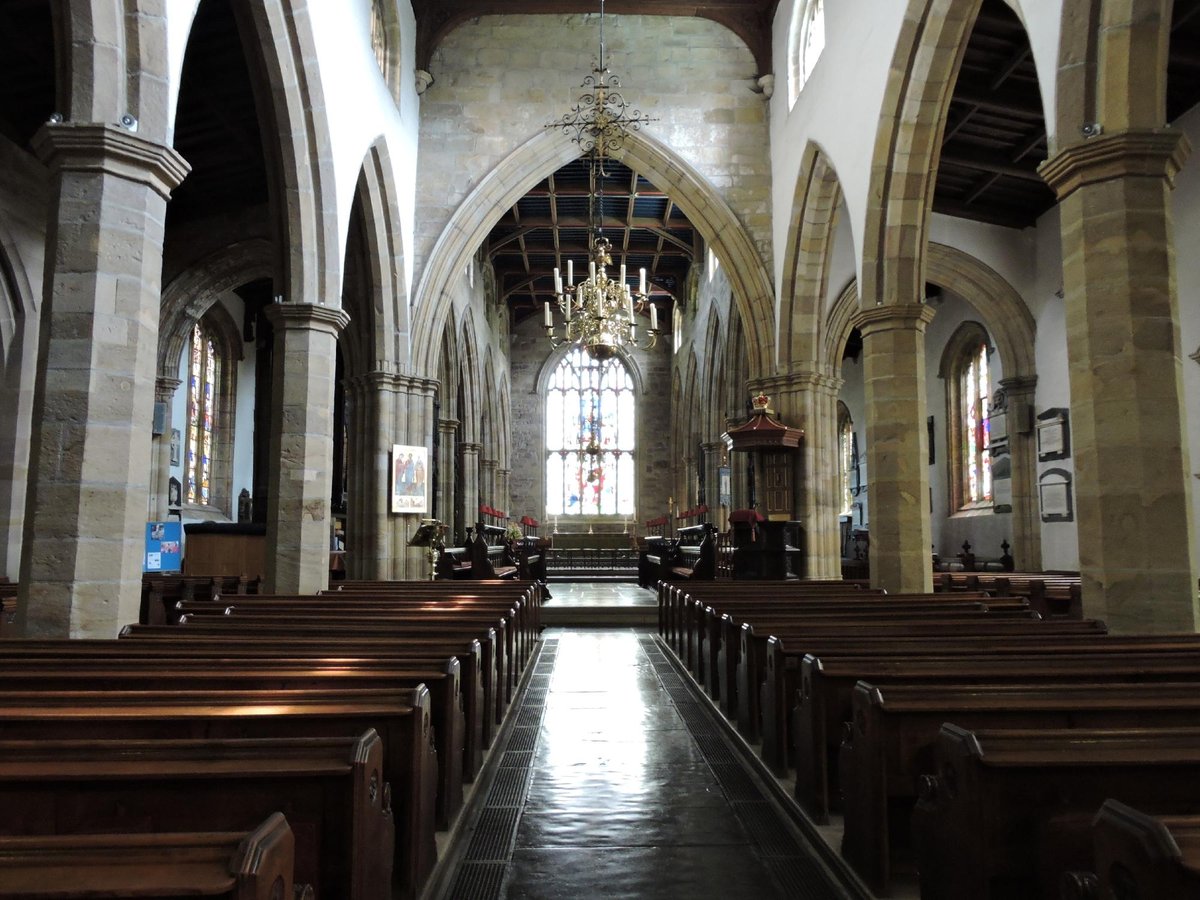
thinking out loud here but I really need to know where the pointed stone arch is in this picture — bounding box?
[779,142,845,372]
[64,1,172,140]
[1051,0,1175,149]
[231,0,339,310]
[861,0,986,307]
[0,225,39,580]
[457,312,482,446]
[824,243,1036,382]
[346,137,409,373]
[411,128,774,381]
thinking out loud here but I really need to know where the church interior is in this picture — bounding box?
[1,1,1200,898]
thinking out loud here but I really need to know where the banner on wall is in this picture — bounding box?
[144,521,183,573]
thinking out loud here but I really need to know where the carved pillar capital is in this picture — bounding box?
[1039,129,1191,199]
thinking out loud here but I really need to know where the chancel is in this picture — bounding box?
[2,0,1200,898]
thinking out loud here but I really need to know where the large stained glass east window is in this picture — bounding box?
[962,342,992,504]
[186,324,218,506]
[545,348,635,517]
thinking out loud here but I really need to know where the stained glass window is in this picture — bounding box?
[185,324,218,506]
[838,405,854,516]
[545,348,635,517]
[962,342,992,504]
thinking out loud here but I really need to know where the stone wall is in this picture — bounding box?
[415,14,772,289]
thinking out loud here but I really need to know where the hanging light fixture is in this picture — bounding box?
[544,0,662,360]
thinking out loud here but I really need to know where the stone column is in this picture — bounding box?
[392,375,438,580]
[17,124,188,638]
[1040,130,1198,632]
[151,376,182,522]
[262,303,349,595]
[480,459,498,508]
[438,418,459,537]
[496,467,512,517]
[701,441,722,525]
[999,375,1041,573]
[854,305,937,594]
[459,442,482,531]
[344,370,397,581]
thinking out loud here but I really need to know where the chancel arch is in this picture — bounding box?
[411,128,775,384]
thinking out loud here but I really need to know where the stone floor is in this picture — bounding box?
[436,628,855,899]
[545,582,656,607]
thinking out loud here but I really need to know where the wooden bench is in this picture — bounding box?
[177,591,531,707]
[141,574,261,626]
[912,725,1200,900]
[741,612,1102,748]
[1063,801,1200,900]
[792,642,1200,824]
[936,571,1083,618]
[840,680,1200,893]
[0,686,437,900]
[0,732,392,899]
[0,652,464,833]
[0,812,297,900]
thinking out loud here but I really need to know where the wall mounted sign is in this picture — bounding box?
[1039,468,1073,522]
[1036,408,1070,461]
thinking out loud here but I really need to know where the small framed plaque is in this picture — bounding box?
[1036,408,1070,461]
[1039,468,1073,522]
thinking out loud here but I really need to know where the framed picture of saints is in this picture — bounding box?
[391,444,429,514]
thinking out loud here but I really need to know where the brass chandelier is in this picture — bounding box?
[543,0,662,361]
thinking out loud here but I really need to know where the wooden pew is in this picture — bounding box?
[0,812,297,900]
[840,680,1200,893]
[0,733,392,899]
[175,598,525,709]
[11,635,488,778]
[0,686,436,900]
[1062,801,1200,900]
[140,574,260,626]
[792,643,1200,824]
[151,611,513,722]
[467,523,518,580]
[912,725,1200,900]
[742,615,1104,747]
[0,654,464,833]
[116,626,497,757]
[0,580,15,636]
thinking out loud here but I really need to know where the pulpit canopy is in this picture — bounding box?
[722,393,803,453]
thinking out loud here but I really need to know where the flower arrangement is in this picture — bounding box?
[504,523,524,543]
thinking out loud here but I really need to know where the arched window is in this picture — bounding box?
[941,323,994,510]
[788,0,826,108]
[369,0,401,101]
[185,323,219,506]
[545,348,636,517]
[837,401,855,516]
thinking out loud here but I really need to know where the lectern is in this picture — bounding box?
[408,519,446,581]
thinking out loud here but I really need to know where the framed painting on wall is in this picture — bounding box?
[391,444,428,514]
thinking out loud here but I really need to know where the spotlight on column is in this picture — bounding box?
[119,114,139,132]
[47,112,63,124]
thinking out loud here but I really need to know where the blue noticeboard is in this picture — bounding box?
[144,521,183,573]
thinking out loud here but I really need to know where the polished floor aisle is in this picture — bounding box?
[439,630,852,899]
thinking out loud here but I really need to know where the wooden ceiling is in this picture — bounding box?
[934,0,1054,228]
[937,0,1200,229]
[487,155,697,324]
[411,0,780,75]
[0,0,56,151]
